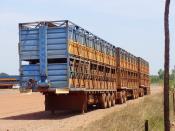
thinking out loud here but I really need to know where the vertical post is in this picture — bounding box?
[145,120,148,131]
[164,0,171,131]
[18,24,22,91]
[39,23,48,83]
[173,91,175,113]
[66,20,70,89]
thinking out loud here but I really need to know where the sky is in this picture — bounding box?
[0,0,175,75]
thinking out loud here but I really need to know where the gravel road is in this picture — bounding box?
[0,86,162,131]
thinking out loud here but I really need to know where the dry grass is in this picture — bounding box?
[77,92,174,131]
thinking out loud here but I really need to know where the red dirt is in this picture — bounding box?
[0,86,162,131]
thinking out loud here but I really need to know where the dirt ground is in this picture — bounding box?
[0,86,162,131]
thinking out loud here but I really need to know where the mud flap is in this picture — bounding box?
[45,91,87,113]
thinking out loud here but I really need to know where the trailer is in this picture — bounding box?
[138,57,150,95]
[0,76,19,89]
[18,20,150,113]
[116,47,142,102]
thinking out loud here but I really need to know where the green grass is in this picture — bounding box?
[77,92,174,131]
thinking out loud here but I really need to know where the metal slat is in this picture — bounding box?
[39,26,48,83]
[47,38,66,44]
[47,33,66,39]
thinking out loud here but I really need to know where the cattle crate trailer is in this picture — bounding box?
[18,20,150,113]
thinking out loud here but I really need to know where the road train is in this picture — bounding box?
[19,20,150,113]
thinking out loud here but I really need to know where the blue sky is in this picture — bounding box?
[0,0,175,75]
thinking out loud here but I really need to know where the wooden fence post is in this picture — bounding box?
[145,120,148,131]
[173,91,175,113]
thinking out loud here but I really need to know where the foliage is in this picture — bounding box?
[0,73,9,76]
[158,69,164,79]
[150,68,175,88]
[150,75,162,84]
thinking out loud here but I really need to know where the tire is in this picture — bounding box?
[122,91,127,103]
[141,89,144,97]
[132,93,135,99]
[136,91,138,99]
[111,93,115,106]
[119,93,124,104]
[123,95,127,103]
[143,90,145,96]
[135,90,138,98]
[81,103,87,114]
[99,93,107,109]
[107,93,112,108]
[115,92,119,104]
[134,90,137,99]
[139,89,142,97]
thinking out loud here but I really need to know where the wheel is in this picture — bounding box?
[136,93,139,98]
[123,95,127,103]
[135,90,138,98]
[134,90,137,99]
[122,91,127,103]
[111,93,115,106]
[137,91,140,98]
[139,89,141,97]
[107,93,112,108]
[132,93,135,99]
[135,92,138,99]
[99,93,107,109]
[142,89,144,96]
[119,93,124,104]
[115,92,119,104]
[81,103,87,114]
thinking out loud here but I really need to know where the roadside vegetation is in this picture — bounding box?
[151,69,175,90]
[76,69,175,131]
[77,92,174,131]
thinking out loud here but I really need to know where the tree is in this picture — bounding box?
[164,0,171,130]
[170,68,175,80]
[0,73,9,76]
[158,69,164,79]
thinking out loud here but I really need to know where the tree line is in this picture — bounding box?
[0,73,9,76]
[151,68,175,88]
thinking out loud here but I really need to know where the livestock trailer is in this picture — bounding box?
[138,57,150,95]
[19,20,150,113]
